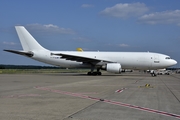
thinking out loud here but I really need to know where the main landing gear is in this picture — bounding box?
[87,71,102,75]
[87,68,102,75]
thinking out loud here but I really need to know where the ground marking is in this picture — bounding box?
[35,86,180,119]
[2,94,41,98]
[115,88,127,93]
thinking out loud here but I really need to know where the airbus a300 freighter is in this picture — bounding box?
[4,26,177,76]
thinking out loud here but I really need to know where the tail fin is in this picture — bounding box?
[15,26,47,51]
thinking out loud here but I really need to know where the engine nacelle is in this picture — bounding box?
[102,63,122,73]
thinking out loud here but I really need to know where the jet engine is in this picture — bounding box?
[102,63,122,73]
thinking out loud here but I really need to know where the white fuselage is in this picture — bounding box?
[32,50,177,70]
[4,26,177,74]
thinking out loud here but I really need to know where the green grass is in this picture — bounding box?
[0,69,89,74]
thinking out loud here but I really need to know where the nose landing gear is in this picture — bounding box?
[150,70,157,77]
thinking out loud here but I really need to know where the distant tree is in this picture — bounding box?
[0,65,5,69]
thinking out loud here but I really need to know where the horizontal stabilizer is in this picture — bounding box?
[4,49,33,57]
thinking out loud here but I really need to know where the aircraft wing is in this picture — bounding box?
[4,49,33,57]
[51,53,111,65]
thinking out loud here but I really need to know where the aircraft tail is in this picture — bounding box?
[15,26,47,51]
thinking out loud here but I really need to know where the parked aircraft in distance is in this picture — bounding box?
[4,26,177,76]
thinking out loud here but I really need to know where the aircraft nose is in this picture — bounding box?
[172,59,177,65]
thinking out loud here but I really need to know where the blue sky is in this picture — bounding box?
[0,0,180,67]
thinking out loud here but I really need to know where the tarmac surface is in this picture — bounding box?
[0,72,180,120]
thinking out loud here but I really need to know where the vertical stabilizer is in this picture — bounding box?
[15,26,47,51]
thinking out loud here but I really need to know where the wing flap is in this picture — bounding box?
[52,53,110,64]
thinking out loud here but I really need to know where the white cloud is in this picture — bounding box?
[81,4,94,8]
[3,41,17,46]
[138,10,180,26]
[118,44,129,47]
[44,24,58,28]
[26,23,75,34]
[72,37,90,42]
[100,3,148,18]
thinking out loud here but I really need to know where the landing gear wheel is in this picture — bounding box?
[97,72,102,75]
[150,70,157,77]
[92,72,97,76]
[87,72,102,76]
[87,72,92,75]
[151,73,157,77]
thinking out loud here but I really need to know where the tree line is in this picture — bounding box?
[0,64,59,69]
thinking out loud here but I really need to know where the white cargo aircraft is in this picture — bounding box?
[4,26,177,76]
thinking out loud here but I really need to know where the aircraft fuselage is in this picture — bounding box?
[32,50,176,70]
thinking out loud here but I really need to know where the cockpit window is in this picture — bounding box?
[165,57,171,59]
